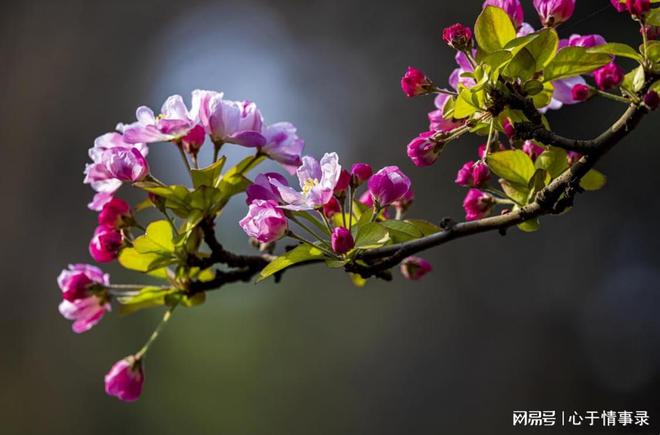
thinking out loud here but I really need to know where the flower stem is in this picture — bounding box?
[348,186,355,233]
[177,144,193,178]
[135,305,177,360]
[480,118,496,164]
[287,231,336,257]
[596,89,631,104]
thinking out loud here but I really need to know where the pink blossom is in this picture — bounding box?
[594,63,625,90]
[239,200,288,243]
[407,131,442,167]
[57,264,109,302]
[246,172,288,204]
[442,24,472,50]
[455,161,490,187]
[571,84,592,101]
[483,0,524,29]
[261,122,304,174]
[181,124,206,155]
[118,95,197,144]
[89,225,123,263]
[626,0,650,16]
[502,118,516,139]
[428,94,463,132]
[550,75,588,107]
[84,146,149,194]
[522,140,545,161]
[400,256,432,280]
[368,166,412,206]
[359,191,374,208]
[59,297,110,333]
[517,22,536,37]
[271,153,342,211]
[463,189,494,221]
[88,192,114,211]
[351,163,373,185]
[561,34,607,49]
[401,67,431,97]
[98,197,131,228]
[331,227,354,255]
[533,0,575,27]
[449,51,476,90]
[105,356,144,402]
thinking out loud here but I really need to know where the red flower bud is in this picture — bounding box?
[401,67,431,97]
[571,84,592,102]
[644,91,659,110]
[331,227,354,255]
[442,24,473,50]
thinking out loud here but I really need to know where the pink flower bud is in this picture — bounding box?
[350,163,373,185]
[533,0,575,27]
[105,356,144,402]
[594,63,625,90]
[463,189,494,221]
[502,118,516,139]
[181,124,206,155]
[626,0,650,17]
[359,190,374,208]
[455,161,490,187]
[334,169,351,194]
[442,24,473,50]
[566,34,607,48]
[400,256,432,281]
[323,197,341,218]
[401,67,431,98]
[644,91,659,110]
[522,141,545,161]
[89,225,123,263]
[368,166,412,207]
[98,197,131,228]
[482,0,524,29]
[407,131,443,167]
[610,0,627,12]
[567,151,582,166]
[571,84,592,102]
[59,295,111,334]
[239,200,288,243]
[57,264,109,302]
[331,227,354,255]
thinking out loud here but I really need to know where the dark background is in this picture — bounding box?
[1,0,659,434]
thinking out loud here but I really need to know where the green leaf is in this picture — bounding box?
[350,273,367,288]
[118,247,177,273]
[587,43,642,61]
[405,219,442,236]
[216,155,266,208]
[543,47,611,82]
[475,6,516,54]
[526,168,549,203]
[646,41,660,63]
[453,89,480,119]
[518,218,540,232]
[500,179,529,205]
[505,47,537,81]
[524,28,559,69]
[579,169,607,191]
[523,80,544,95]
[354,223,390,249]
[133,220,176,254]
[190,156,226,189]
[117,286,177,315]
[486,150,536,185]
[257,244,326,282]
[647,8,660,26]
[532,81,555,108]
[622,66,646,93]
[380,220,424,243]
[535,147,568,179]
[481,50,513,72]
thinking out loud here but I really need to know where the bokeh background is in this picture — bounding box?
[2,0,659,434]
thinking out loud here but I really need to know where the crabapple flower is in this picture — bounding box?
[359,190,374,208]
[261,122,304,174]
[59,295,111,334]
[442,24,472,50]
[449,51,476,90]
[455,161,490,187]
[271,153,342,211]
[610,0,627,12]
[517,22,536,37]
[429,94,463,132]
[463,189,494,221]
[331,227,355,255]
[84,147,149,193]
[483,0,524,29]
[98,197,131,228]
[407,131,443,167]
[190,89,266,147]
[245,172,288,204]
[560,34,606,49]
[594,63,625,90]
[88,192,114,211]
[571,84,592,101]
[89,224,123,263]
[334,170,351,194]
[105,356,144,402]
[351,163,373,185]
[181,124,206,156]
[644,91,660,110]
[401,67,431,97]
[522,140,545,161]
[58,264,109,302]
[401,256,432,281]
[550,75,588,107]
[368,166,412,207]
[118,95,196,144]
[239,200,288,243]
[533,0,575,27]
[626,0,650,17]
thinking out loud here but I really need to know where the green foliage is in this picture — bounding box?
[190,156,226,189]
[647,8,660,26]
[622,66,646,93]
[354,223,390,249]
[579,169,607,191]
[475,6,516,54]
[535,147,568,179]
[119,220,179,273]
[587,43,642,62]
[258,244,327,281]
[118,286,178,315]
[543,47,611,82]
[486,150,536,186]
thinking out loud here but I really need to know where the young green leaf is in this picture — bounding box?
[354,223,390,249]
[475,6,516,54]
[190,156,226,189]
[257,244,326,282]
[586,43,642,61]
[543,47,611,82]
[524,28,559,70]
[535,147,568,179]
[486,150,536,186]
[646,8,660,26]
[380,220,424,243]
[117,286,178,315]
[579,169,607,191]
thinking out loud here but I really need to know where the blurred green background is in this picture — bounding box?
[2,0,660,434]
